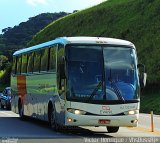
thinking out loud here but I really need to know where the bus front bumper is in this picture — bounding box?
[65,112,139,127]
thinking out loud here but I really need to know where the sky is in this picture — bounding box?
[0,0,105,34]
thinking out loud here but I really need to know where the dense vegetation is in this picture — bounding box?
[140,88,160,114]
[0,12,68,60]
[28,0,160,114]
[0,12,68,86]
[29,0,160,86]
[0,0,159,113]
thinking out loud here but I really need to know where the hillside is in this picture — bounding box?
[0,12,68,60]
[29,0,160,86]
[0,12,68,86]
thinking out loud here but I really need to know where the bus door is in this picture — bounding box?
[56,44,66,124]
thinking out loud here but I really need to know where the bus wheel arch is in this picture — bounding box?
[48,101,59,131]
[0,99,4,109]
[106,126,119,133]
[48,101,53,123]
[18,98,25,120]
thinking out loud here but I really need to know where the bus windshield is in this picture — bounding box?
[66,45,139,103]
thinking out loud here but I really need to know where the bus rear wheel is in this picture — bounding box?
[49,106,60,131]
[0,100,4,109]
[18,100,25,120]
[106,126,119,133]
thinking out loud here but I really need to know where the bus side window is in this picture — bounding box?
[41,48,49,72]
[16,56,22,75]
[49,46,56,72]
[33,51,41,73]
[12,56,17,75]
[21,54,27,74]
[57,44,65,96]
[27,52,34,73]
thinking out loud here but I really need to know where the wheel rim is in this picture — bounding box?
[50,108,56,129]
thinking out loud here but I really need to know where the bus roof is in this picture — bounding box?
[13,37,135,56]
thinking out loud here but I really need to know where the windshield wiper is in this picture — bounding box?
[87,81,102,101]
[108,69,125,102]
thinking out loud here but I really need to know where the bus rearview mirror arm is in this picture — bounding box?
[137,63,147,88]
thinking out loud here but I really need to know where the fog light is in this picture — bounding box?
[67,118,73,122]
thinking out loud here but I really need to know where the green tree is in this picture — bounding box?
[0,55,9,70]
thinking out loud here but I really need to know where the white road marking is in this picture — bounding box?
[0,111,19,117]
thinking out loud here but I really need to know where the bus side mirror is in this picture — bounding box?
[137,63,147,88]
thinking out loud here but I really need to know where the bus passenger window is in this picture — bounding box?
[16,56,22,74]
[21,54,27,74]
[12,57,17,74]
[49,46,56,72]
[41,48,49,72]
[33,51,41,73]
[27,53,34,73]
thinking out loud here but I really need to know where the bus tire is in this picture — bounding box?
[6,105,11,110]
[49,105,60,131]
[106,126,119,133]
[0,100,4,109]
[18,99,25,120]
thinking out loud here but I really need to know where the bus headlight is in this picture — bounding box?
[75,110,80,114]
[124,110,139,115]
[67,108,86,115]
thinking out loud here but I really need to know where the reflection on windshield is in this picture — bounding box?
[104,47,138,100]
[66,45,139,103]
[66,46,104,100]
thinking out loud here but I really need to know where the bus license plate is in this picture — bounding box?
[99,119,110,124]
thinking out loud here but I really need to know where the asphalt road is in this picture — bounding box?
[0,109,160,143]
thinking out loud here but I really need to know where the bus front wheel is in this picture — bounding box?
[0,100,4,109]
[106,126,119,133]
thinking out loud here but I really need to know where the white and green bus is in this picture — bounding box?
[11,37,146,133]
